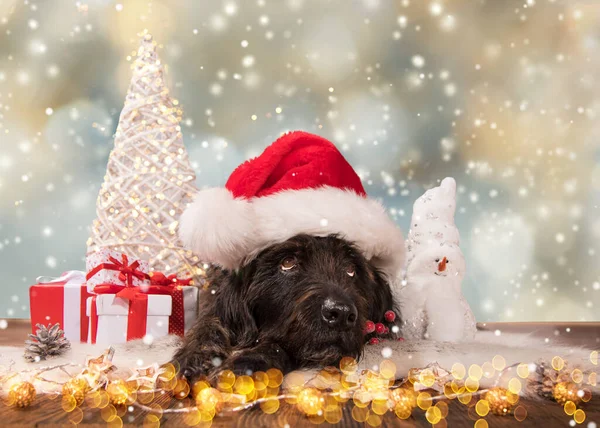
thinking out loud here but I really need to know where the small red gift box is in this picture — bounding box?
[29,271,93,343]
[85,250,197,345]
[86,280,198,345]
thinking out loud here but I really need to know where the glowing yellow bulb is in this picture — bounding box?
[492,355,506,371]
[517,363,530,379]
[514,405,527,421]
[339,356,358,374]
[195,387,222,413]
[452,363,466,379]
[564,400,576,415]
[468,364,483,381]
[574,409,586,424]
[474,419,489,428]
[371,398,388,415]
[465,377,479,392]
[571,369,583,383]
[260,398,280,414]
[380,360,396,380]
[423,405,441,424]
[482,361,495,378]
[417,392,432,410]
[552,356,565,371]
[266,368,283,388]
[475,399,490,416]
[233,376,254,395]
[508,378,522,394]
[352,405,370,422]
[297,388,322,415]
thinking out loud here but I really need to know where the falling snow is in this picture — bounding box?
[0,1,598,322]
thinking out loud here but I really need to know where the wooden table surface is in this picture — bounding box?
[1,320,599,427]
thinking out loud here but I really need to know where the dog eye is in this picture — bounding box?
[435,259,440,262]
[346,265,356,277]
[280,257,297,271]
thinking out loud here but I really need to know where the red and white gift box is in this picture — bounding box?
[85,248,150,291]
[86,285,198,345]
[85,250,198,345]
[29,271,93,343]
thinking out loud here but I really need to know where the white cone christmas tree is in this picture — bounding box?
[87,30,202,277]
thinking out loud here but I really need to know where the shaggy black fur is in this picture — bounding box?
[172,234,398,381]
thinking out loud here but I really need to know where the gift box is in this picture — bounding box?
[29,271,94,343]
[86,284,198,345]
[86,249,150,292]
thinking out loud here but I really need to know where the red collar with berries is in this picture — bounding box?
[363,310,405,345]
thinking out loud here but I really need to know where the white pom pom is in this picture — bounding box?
[179,188,257,269]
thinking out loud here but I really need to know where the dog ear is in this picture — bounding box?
[368,268,396,323]
[211,266,259,345]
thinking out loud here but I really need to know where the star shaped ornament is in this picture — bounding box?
[81,347,116,388]
[408,363,452,393]
[127,363,161,388]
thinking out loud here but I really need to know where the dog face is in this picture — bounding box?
[235,234,395,367]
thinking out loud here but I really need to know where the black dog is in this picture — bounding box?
[172,234,398,381]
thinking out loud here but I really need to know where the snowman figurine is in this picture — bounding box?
[398,177,476,342]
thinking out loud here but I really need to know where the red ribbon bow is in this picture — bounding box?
[110,254,146,285]
[149,272,193,286]
[89,277,189,343]
[86,253,147,290]
[89,283,179,343]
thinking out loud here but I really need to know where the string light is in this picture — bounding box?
[7,381,36,408]
[484,387,518,415]
[1,349,597,424]
[62,377,88,406]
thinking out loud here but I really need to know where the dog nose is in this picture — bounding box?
[321,298,358,329]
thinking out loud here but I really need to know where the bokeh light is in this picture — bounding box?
[1,0,599,321]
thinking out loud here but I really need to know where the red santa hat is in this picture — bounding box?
[179,131,405,279]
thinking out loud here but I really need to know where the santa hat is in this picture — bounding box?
[179,131,405,280]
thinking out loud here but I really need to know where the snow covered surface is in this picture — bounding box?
[1,331,596,396]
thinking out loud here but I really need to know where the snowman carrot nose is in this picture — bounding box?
[438,257,447,272]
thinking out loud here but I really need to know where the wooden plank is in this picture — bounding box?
[0,319,30,346]
[1,394,599,427]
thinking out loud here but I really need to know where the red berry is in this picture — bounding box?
[368,337,380,345]
[384,310,396,322]
[383,326,390,334]
[363,320,375,334]
[375,323,386,335]
[397,337,405,342]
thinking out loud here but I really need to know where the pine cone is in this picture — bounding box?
[528,360,554,399]
[24,323,71,362]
